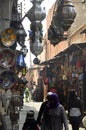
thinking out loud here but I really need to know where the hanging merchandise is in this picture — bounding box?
[16,53,26,67]
[33,57,40,64]
[1,28,16,47]
[48,0,76,46]
[29,21,43,56]
[26,0,46,22]
[22,66,26,76]
[27,0,46,57]
[69,53,77,66]
[0,70,18,89]
[0,48,15,68]
[79,73,84,80]
[56,0,76,31]
[76,59,82,69]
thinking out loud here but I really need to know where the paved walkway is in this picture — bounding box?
[19,101,85,130]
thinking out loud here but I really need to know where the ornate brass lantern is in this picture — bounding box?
[48,0,76,46]
[16,24,27,46]
[26,0,46,22]
[56,0,76,31]
[27,0,45,57]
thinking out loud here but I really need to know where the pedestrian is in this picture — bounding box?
[22,110,39,130]
[37,92,69,130]
[24,86,29,102]
[36,92,53,125]
[68,90,83,130]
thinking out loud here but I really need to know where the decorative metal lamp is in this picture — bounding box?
[48,0,76,46]
[27,0,45,57]
[30,30,43,56]
[22,66,27,76]
[48,21,64,46]
[33,57,40,64]
[20,45,28,57]
[56,0,76,31]
[16,23,27,46]
[26,0,46,22]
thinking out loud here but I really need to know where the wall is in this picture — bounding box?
[0,0,14,34]
[69,0,86,36]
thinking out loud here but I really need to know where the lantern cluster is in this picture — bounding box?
[26,0,46,58]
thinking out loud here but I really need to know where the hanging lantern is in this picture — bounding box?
[30,39,43,57]
[27,0,46,57]
[56,0,76,31]
[26,0,46,22]
[20,45,28,57]
[16,23,27,46]
[33,57,40,64]
[22,66,26,76]
[18,76,28,85]
[48,21,64,46]
[48,0,76,46]
[16,53,26,67]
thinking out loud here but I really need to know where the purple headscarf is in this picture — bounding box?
[47,93,60,108]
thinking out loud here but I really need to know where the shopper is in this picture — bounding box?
[36,92,53,125]
[22,110,39,130]
[37,92,69,130]
[68,90,83,130]
[24,86,29,102]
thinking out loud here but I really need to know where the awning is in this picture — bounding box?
[39,58,56,65]
[40,43,86,65]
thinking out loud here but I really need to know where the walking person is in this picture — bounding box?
[24,86,29,102]
[68,90,83,130]
[36,92,53,125]
[37,92,69,130]
[22,110,39,130]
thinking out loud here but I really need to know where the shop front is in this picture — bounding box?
[40,43,86,111]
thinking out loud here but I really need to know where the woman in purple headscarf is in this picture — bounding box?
[40,93,69,130]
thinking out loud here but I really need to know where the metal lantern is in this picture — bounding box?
[48,0,76,46]
[26,0,46,22]
[48,20,64,46]
[16,24,27,46]
[20,45,28,57]
[22,66,26,76]
[27,0,46,57]
[30,39,43,57]
[33,57,40,64]
[56,0,76,31]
